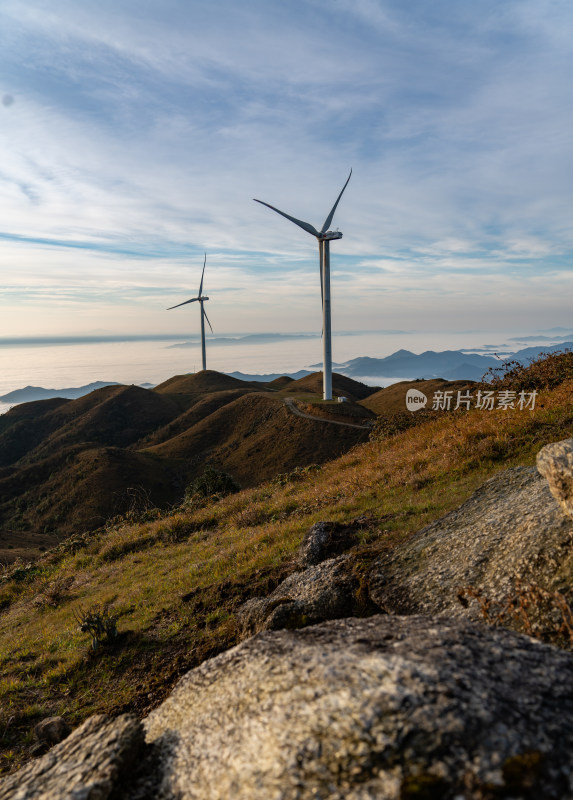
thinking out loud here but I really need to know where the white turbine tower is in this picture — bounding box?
[167,253,213,372]
[254,170,351,401]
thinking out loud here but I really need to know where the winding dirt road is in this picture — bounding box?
[284,398,373,431]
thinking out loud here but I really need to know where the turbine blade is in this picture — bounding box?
[198,253,206,296]
[253,199,320,237]
[167,297,199,310]
[203,305,213,333]
[320,169,352,234]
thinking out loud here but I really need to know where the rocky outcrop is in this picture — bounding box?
[11,617,573,799]
[537,437,573,520]
[297,520,360,567]
[6,442,573,799]
[0,714,144,800]
[7,616,573,799]
[142,615,573,800]
[30,716,71,757]
[369,465,573,620]
[237,517,372,639]
[236,555,366,638]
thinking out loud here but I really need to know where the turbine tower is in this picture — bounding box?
[167,253,213,372]
[254,170,351,401]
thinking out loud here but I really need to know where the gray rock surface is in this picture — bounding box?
[297,521,360,567]
[0,713,144,800]
[369,465,573,620]
[537,437,573,519]
[236,555,364,638]
[143,614,573,800]
[33,716,71,747]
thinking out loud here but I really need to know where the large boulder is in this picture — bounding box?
[369,464,573,623]
[0,714,144,800]
[143,615,573,800]
[5,617,573,799]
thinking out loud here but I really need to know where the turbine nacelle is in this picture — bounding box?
[253,168,351,243]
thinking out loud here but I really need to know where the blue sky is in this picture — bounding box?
[1,0,572,336]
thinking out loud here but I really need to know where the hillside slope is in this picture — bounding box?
[19,386,180,466]
[0,353,572,776]
[143,392,369,487]
[360,378,475,414]
[284,372,379,400]
[0,445,180,538]
[0,386,179,468]
[135,388,261,449]
[0,372,374,550]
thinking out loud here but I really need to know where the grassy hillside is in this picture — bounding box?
[0,386,178,468]
[0,372,372,558]
[284,371,379,400]
[143,392,370,485]
[360,378,474,414]
[1,353,572,774]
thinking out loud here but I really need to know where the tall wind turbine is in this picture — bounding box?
[167,253,213,372]
[254,170,351,401]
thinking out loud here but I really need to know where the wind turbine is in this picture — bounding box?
[167,253,213,372]
[254,170,351,401]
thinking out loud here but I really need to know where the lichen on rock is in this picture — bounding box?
[537,437,573,520]
[369,464,573,623]
[142,615,573,800]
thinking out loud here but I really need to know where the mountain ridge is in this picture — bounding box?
[0,371,375,553]
[4,342,570,407]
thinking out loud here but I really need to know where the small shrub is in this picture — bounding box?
[482,349,573,391]
[33,575,74,608]
[106,486,162,530]
[157,517,195,543]
[74,604,119,650]
[184,467,239,503]
[3,561,44,584]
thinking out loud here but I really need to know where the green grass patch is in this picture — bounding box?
[1,373,572,773]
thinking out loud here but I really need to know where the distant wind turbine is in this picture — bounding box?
[167,253,213,372]
[254,170,352,401]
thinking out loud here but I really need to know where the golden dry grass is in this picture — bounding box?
[0,374,571,772]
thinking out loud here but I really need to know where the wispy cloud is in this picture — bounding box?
[1,0,572,335]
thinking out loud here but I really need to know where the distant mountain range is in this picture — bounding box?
[226,370,312,382]
[167,333,319,348]
[2,342,571,406]
[0,382,155,404]
[338,351,495,381]
[510,333,573,342]
[236,342,573,384]
[337,341,573,382]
